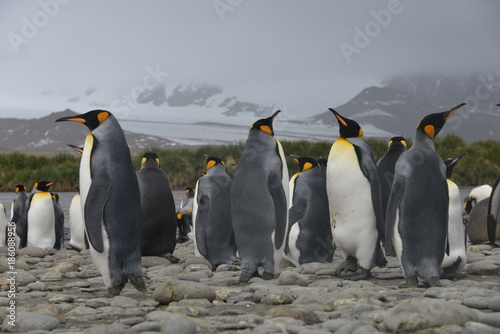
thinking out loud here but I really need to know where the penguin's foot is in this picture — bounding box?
[424,276,441,287]
[129,275,147,293]
[163,253,180,263]
[239,269,259,284]
[107,283,126,297]
[335,257,358,276]
[401,276,419,288]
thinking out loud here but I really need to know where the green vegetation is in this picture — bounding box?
[0,134,498,192]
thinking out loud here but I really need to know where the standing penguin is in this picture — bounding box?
[18,181,58,249]
[377,136,407,215]
[487,172,500,244]
[176,187,194,243]
[11,184,27,247]
[326,109,386,279]
[69,184,88,251]
[386,103,466,287]
[136,151,177,257]
[51,192,65,250]
[284,155,334,266]
[464,185,492,214]
[56,110,146,296]
[193,155,236,268]
[231,110,289,283]
[441,152,467,276]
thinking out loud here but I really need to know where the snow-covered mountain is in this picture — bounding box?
[310,73,500,142]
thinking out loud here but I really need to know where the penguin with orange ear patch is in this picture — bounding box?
[283,155,334,266]
[193,155,236,268]
[56,110,146,296]
[386,103,466,288]
[231,110,289,283]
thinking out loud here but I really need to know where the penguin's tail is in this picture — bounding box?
[129,273,147,293]
[374,242,387,268]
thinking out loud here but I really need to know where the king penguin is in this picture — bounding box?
[193,155,236,268]
[69,184,88,251]
[176,187,194,243]
[441,152,467,276]
[284,155,334,266]
[56,110,146,296]
[386,103,466,287]
[377,136,407,215]
[136,151,177,257]
[51,192,65,250]
[487,172,500,244]
[464,185,492,214]
[231,110,289,283]
[326,109,386,279]
[11,185,27,248]
[18,181,58,249]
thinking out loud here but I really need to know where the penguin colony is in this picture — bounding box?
[3,102,498,293]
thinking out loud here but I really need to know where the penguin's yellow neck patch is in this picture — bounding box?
[358,129,364,137]
[206,160,216,170]
[141,157,146,165]
[424,125,435,139]
[401,140,407,147]
[176,213,183,219]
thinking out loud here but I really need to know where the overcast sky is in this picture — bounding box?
[1,0,499,118]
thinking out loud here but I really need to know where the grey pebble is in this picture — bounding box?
[153,279,216,305]
[160,313,198,334]
[489,296,500,311]
[110,295,139,308]
[1,311,59,332]
[465,321,500,334]
[131,321,161,332]
[278,270,309,286]
[16,247,49,258]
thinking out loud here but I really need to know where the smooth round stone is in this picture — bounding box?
[1,311,59,332]
[153,280,216,305]
[110,296,139,308]
[85,298,111,308]
[215,264,239,272]
[465,261,500,275]
[260,294,294,305]
[64,280,91,289]
[78,269,101,278]
[31,303,60,316]
[182,257,212,270]
[117,317,145,326]
[178,271,212,282]
[271,308,321,325]
[278,271,309,286]
[11,271,37,286]
[39,271,62,282]
[463,296,490,309]
[131,321,161,332]
[53,262,79,274]
[141,256,171,268]
[27,281,47,291]
[464,322,500,334]
[161,313,198,334]
[488,296,500,311]
[48,294,75,303]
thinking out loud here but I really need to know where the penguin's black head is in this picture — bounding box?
[416,103,465,139]
[67,144,83,155]
[388,136,407,148]
[34,181,57,192]
[250,110,281,136]
[329,108,363,138]
[15,185,26,193]
[56,110,111,131]
[444,152,466,179]
[317,157,327,169]
[204,154,225,171]
[142,152,160,167]
[184,187,194,194]
[290,155,319,172]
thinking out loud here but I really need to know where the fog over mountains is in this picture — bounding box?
[0,73,498,152]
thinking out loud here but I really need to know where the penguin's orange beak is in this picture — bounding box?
[55,116,86,123]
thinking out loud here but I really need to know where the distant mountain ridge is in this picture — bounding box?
[309,73,500,142]
[0,109,176,151]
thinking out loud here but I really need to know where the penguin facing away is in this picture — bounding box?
[231,110,289,283]
[386,103,466,287]
[56,110,146,296]
[326,108,386,280]
[284,155,334,266]
[68,184,88,251]
[176,187,194,243]
[441,152,467,276]
[136,151,177,257]
[193,155,236,268]
[19,181,58,249]
[11,184,27,248]
[51,192,65,250]
[377,136,407,215]
[487,172,500,244]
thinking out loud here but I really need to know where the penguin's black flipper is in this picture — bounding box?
[17,195,32,248]
[385,173,406,257]
[355,144,385,243]
[84,169,111,253]
[195,193,209,257]
[487,173,500,244]
[269,172,288,250]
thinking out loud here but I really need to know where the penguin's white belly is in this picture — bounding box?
[27,193,55,249]
[393,210,403,263]
[442,181,466,271]
[192,180,201,257]
[327,142,378,267]
[283,223,300,267]
[80,133,112,288]
[69,194,86,250]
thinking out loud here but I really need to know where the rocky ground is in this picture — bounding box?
[1,240,500,334]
